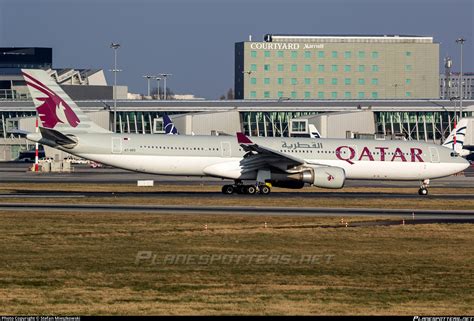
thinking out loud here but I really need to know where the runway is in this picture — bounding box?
[1,202,473,220]
[1,189,474,200]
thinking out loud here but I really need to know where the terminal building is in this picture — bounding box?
[0,47,127,101]
[235,34,439,100]
[440,72,474,100]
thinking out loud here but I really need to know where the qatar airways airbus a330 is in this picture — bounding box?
[22,69,470,195]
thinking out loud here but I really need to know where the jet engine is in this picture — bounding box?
[270,166,346,189]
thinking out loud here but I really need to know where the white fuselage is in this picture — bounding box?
[55,133,469,182]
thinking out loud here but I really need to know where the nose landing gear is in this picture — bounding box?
[418,179,430,196]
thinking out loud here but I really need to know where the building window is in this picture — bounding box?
[358,65,365,72]
[406,78,411,85]
[344,78,351,85]
[264,51,271,58]
[277,78,284,85]
[318,51,325,58]
[291,91,297,99]
[318,64,325,72]
[331,92,338,99]
[264,91,270,98]
[344,91,352,99]
[358,51,365,58]
[277,64,284,72]
[304,78,311,85]
[406,51,412,57]
[291,78,297,85]
[372,65,379,72]
[264,64,270,71]
[304,64,311,72]
[250,78,257,85]
[304,51,311,58]
[332,51,338,58]
[406,91,412,97]
[318,78,324,85]
[372,51,379,59]
[405,65,412,71]
[344,65,351,72]
[304,91,311,99]
[291,64,297,72]
[344,51,352,58]
[251,51,257,58]
[331,78,338,85]
[372,92,378,99]
[358,78,365,85]
[358,92,365,99]
[250,91,256,98]
[331,65,338,72]
[291,51,298,58]
[277,91,283,98]
[277,51,284,58]
[250,64,257,71]
[318,91,324,99]
[372,78,379,85]
[264,78,270,85]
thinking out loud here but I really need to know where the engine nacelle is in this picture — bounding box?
[294,167,346,189]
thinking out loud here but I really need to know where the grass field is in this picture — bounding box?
[0,210,473,315]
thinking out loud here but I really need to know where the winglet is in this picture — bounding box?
[237,132,253,145]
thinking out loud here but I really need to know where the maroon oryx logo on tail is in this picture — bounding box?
[23,72,80,128]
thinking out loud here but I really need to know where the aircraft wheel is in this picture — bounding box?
[418,188,428,196]
[246,185,257,195]
[222,185,234,194]
[259,185,271,195]
[236,185,245,194]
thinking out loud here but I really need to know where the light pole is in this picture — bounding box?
[159,73,172,100]
[155,77,161,100]
[142,75,154,97]
[456,37,466,117]
[110,42,121,132]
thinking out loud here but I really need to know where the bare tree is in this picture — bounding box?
[226,88,234,100]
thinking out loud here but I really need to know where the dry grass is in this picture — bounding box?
[0,210,473,315]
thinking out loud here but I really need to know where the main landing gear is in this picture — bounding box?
[418,179,430,196]
[221,181,271,195]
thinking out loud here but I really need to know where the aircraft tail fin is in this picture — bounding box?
[443,118,468,153]
[308,124,321,138]
[163,114,178,135]
[22,69,110,134]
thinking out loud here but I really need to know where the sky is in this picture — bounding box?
[0,0,473,99]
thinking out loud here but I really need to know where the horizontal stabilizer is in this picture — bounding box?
[39,127,78,148]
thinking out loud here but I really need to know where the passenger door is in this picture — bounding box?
[429,147,440,163]
[221,142,231,157]
[112,137,122,154]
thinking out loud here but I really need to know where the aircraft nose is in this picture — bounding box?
[461,158,471,171]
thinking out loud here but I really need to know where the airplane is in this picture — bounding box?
[442,118,471,157]
[308,124,321,138]
[163,114,179,135]
[22,69,470,196]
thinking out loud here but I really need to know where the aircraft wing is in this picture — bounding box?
[237,132,305,172]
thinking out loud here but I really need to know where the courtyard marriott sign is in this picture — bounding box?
[249,43,325,50]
